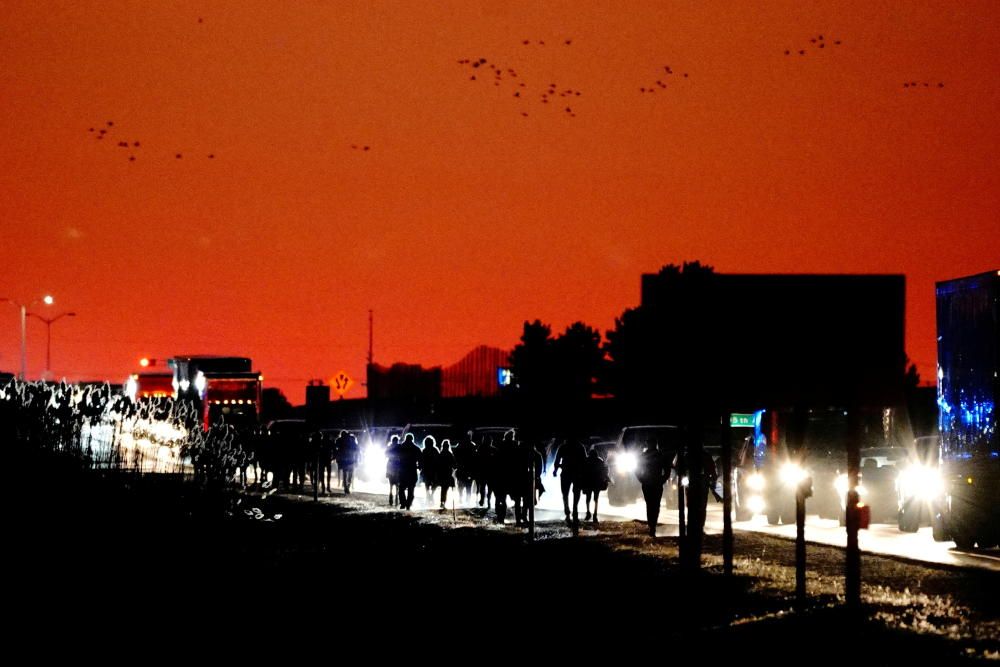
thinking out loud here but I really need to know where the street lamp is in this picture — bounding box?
[1,294,54,380]
[27,311,76,379]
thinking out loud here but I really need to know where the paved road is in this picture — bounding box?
[339,474,1000,572]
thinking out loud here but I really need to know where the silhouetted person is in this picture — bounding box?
[637,440,670,537]
[420,436,439,506]
[454,437,475,504]
[553,436,587,525]
[474,437,492,507]
[336,430,360,494]
[488,434,511,523]
[319,431,336,494]
[686,447,718,537]
[502,433,530,526]
[385,434,402,506]
[582,446,611,524]
[437,439,457,509]
[397,433,421,509]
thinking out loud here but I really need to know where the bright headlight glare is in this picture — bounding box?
[747,495,766,515]
[363,445,387,478]
[835,473,849,498]
[780,462,807,486]
[616,452,638,475]
[898,465,943,500]
[747,472,765,491]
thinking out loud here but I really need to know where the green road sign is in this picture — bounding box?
[730,413,754,428]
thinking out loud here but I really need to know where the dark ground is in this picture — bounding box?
[11,469,999,662]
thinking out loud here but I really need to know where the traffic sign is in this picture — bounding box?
[729,413,755,428]
[330,371,354,396]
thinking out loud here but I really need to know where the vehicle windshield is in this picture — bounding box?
[470,427,515,446]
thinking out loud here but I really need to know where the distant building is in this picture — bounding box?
[365,346,511,401]
[305,379,331,408]
[631,271,906,408]
[442,345,510,398]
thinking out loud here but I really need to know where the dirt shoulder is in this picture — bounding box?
[224,489,998,660]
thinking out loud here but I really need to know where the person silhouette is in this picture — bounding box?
[385,434,402,506]
[397,433,421,510]
[336,431,360,494]
[420,436,440,506]
[553,436,587,526]
[437,439,457,509]
[582,446,611,524]
[636,439,670,537]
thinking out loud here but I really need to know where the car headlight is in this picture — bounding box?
[780,462,807,486]
[835,473,866,502]
[835,473,848,498]
[362,445,387,478]
[897,464,943,500]
[615,451,638,475]
[746,472,765,491]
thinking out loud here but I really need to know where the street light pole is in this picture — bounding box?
[28,311,76,379]
[2,295,54,380]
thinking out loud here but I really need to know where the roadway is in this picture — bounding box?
[343,473,1000,573]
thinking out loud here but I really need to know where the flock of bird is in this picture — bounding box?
[638,64,690,95]
[784,33,842,56]
[781,33,946,89]
[85,27,952,162]
[456,51,584,119]
[86,121,215,162]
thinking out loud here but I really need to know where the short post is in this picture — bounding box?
[722,416,733,577]
[795,477,810,608]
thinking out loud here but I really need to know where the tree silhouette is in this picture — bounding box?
[552,321,605,401]
[604,261,716,407]
[509,319,553,400]
[261,387,293,421]
[509,319,604,405]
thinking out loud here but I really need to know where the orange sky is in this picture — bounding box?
[1,1,998,403]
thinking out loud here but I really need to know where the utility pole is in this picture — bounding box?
[368,309,373,366]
